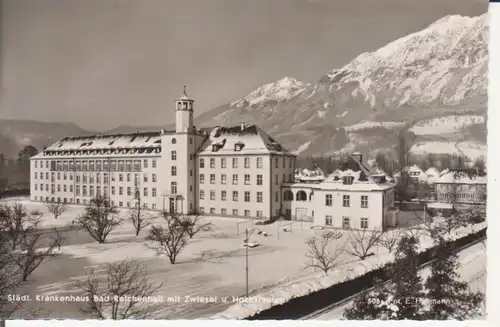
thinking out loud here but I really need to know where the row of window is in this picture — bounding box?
[200,190,272,203]
[324,216,369,229]
[199,207,263,218]
[34,183,159,197]
[33,196,158,209]
[200,156,294,170]
[282,190,369,208]
[200,173,294,185]
[438,192,483,201]
[34,158,160,171]
[34,171,158,183]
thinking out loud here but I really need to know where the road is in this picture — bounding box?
[312,240,487,320]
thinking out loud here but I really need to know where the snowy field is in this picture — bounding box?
[0,197,378,319]
[409,115,484,136]
[315,240,487,320]
[345,121,407,132]
[410,141,486,160]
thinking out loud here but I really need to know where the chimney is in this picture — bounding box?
[240,122,245,132]
[351,152,363,163]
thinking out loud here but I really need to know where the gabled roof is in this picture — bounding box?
[196,124,293,156]
[319,155,394,191]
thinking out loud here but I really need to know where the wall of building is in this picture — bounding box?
[436,183,487,204]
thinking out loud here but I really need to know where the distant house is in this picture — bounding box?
[294,167,326,183]
[393,165,424,183]
[420,167,440,184]
[281,152,398,230]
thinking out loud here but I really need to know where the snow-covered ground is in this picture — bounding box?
[315,240,486,320]
[409,115,484,135]
[345,121,406,132]
[411,141,486,160]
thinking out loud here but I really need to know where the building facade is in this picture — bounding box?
[29,90,396,226]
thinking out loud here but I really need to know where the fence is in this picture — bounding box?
[247,227,486,320]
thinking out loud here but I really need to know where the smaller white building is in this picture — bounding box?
[281,153,398,231]
[420,167,440,184]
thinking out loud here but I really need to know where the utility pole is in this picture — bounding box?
[245,227,249,298]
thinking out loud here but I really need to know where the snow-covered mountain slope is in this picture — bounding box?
[230,77,307,108]
[409,115,485,135]
[194,13,487,159]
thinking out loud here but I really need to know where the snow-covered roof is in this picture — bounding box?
[197,124,293,156]
[427,202,454,209]
[319,154,394,191]
[294,167,326,183]
[424,167,440,176]
[31,131,169,159]
[435,168,487,184]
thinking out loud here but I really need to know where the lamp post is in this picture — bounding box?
[245,228,249,298]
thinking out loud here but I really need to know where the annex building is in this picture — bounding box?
[29,90,396,229]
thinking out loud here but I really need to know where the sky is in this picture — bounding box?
[0,0,487,131]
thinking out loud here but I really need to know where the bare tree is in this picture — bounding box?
[46,201,68,220]
[305,231,344,274]
[377,228,404,253]
[76,260,163,319]
[175,215,214,239]
[9,228,64,281]
[0,203,41,250]
[129,190,151,237]
[0,229,21,317]
[73,196,123,243]
[344,228,383,260]
[146,211,189,264]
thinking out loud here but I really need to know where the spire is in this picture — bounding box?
[180,85,190,100]
[183,85,188,97]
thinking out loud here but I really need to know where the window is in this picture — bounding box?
[326,194,333,206]
[127,173,131,182]
[200,159,205,168]
[244,174,250,185]
[111,186,115,195]
[210,208,216,214]
[152,188,157,197]
[244,158,250,168]
[342,216,350,229]
[200,207,205,214]
[256,210,263,218]
[210,190,216,200]
[361,195,368,208]
[171,151,177,160]
[152,160,157,168]
[244,191,250,202]
[57,185,60,192]
[119,174,123,182]
[119,187,123,195]
[232,158,238,168]
[232,209,238,216]
[34,172,38,179]
[171,182,177,194]
[233,191,238,201]
[127,187,132,196]
[89,186,94,196]
[282,174,286,183]
[275,191,279,202]
[257,174,263,185]
[221,190,227,201]
[210,158,215,168]
[221,158,226,168]
[200,190,205,200]
[257,192,263,203]
[171,166,177,176]
[221,174,227,184]
[221,208,227,215]
[200,174,205,184]
[210,174,215,184]
[257,157,263,168]
[143,159,148,168]
[296,190,307,201]
[283,157,286,168]
[275,157,278,168]
[343,195,350,207]
[152,174,157,182]
[152,204,156,209]
[35,184,38,191]
[325,216,333,226]
[171,138,176,144]
[244,210,250,217]
[360,217,368,229]
[63,185,67,192]
[232,174,238,185]
[144,188,148,197]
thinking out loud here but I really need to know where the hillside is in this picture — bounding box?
[0,14,488,160]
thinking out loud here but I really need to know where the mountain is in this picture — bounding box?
[194,14,488,160]
[0,14,488,161]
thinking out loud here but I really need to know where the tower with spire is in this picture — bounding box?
[175,85,194,133]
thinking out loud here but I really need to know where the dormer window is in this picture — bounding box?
[212,144,220,152]
[343,176,354,185]
[234,142,244,151]
[172,138,176,144]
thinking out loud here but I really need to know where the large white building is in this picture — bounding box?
[29,90,396,228]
